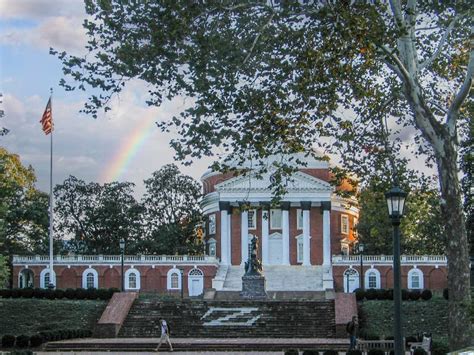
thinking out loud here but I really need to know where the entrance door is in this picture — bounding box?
[268,232,283,265]
[188,268,204,296]
[344,268,360,293]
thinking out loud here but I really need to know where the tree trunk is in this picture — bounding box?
[436,139,472,350]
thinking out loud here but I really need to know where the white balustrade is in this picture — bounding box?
[332,255,447,265]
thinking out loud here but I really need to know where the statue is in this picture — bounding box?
[244,235,263,275]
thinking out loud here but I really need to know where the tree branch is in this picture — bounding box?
[243,12,275,66]
[447,25,474,135]
[419,16,458,71]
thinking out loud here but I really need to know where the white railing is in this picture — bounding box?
[332,255,447,265]
[12,254,219,265]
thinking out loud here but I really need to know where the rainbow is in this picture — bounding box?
[100,116,157,183]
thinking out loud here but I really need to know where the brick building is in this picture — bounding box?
[12,153,447,295]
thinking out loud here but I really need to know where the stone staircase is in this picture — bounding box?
[118,298,336,338]
[220,265,325,291]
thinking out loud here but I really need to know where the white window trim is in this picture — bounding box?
[270,209,282,230]
[364,268,381,289]
[341,214,349,235]
[125,268,141,290]
[296,209,303,230]
[295,234,303,263]
[40,268,56,289]
[248,209,257,230]
[167,267,182,290]
[82,268,99,289]
[408,267,424,289]
[207,237,217,257]
[208,214,216,235]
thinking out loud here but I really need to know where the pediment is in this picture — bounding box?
[215,171,331,193]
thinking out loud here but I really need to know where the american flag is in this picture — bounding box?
[40,98,53,135]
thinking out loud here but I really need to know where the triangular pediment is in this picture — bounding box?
[215,171,331,193]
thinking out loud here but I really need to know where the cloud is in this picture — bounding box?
[0,0,85,20]
[1,16,87,53]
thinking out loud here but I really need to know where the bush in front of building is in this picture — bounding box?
[367,349,385,355]
[29,334,43,348]
[284,349,298,355]
[1,334,16,348]
[0,287,118,300]
[413,348,427,355]
[302,350,320,355]
[323,351,338,355]
[354,288,365,301]
[346,350,362,355]
[15,335,30,348]
[365,288,378,300]
[420,289,432,301]
[442,288,448,300]
[409,290,421,301]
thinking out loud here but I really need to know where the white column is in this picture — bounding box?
[262,209,269,265]
[241,210,249,265]
[227,211,232,265]
[220,209,229,265]
[282,203,290,265]
[323,202,331,266]
[302,208,311,266]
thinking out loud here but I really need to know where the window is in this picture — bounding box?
[125,269,141,290]
[86,273,95,289]
[341,244,349,256]
[408,268,424,289]
[353,217,358,237]
[296,235,303,263]
[365,269,381,289]
[171,273,179,289]
[44,272,50,288]
[296,209,303,230]
[208,238,216,257]
[208,214,216,235]
[270,209,282,229]
[341,215,349,234]
[40,268,55,288]
[248,209,257,230]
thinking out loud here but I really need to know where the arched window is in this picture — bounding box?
[408,268,424,289]
[19,269,34,288]
[207,238,216,257]
[365,268,381,289]
[82,268,99,289]
[125,268,141,290]
[167,268,182,290]
[343,268,359,293]
[40,268,56,289]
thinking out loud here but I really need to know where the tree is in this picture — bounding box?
[357,180,445,255]
[55,1,472,348]
[0,255,9,288]
[141,164,203,255]
[54,176,144,254]
[0,148,49,285]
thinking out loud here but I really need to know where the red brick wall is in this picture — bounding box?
[332,264,447,291]
[231,209,242,265]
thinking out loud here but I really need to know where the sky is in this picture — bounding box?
[0,0,213,197]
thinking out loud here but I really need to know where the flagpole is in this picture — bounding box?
[48,88,54,287]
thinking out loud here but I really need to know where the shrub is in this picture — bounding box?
[29,334,43,347]
[33,288,46,299]
[365,288,377,300]
[323,351,338,355]
[375,288,387,300]
[2,334,16,347]
[64,288,76,299]
[10,351,33,355]
[11,288,22,298]
[354,288,365,301]
[442,288,448,300]
[401,289,410,300]
[409,290,421,301]
[385,336,394,340]
[284,350,298,355]
[15,335,30,348]
[386,289,394,300]
[86,288,98,300]
[421,289,432,301]
[96,288,110,300]
[0,289,12,298]
[54,289,65,299]
[44,289,56,300]
[368,350,385,355]
[431,340,449,355]
[75,288,87,300]
[346,350,362,355]
[21,288,34,298]
[413,348,427,355]
[303,350,320,355]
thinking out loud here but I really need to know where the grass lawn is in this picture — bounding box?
[0,298,107,337]
[359,295,448,342]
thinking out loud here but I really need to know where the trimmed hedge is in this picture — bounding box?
[302,350,320,355]
[284,350,298,355]
[15,335,30,348]
[368,350,385,355]
[1,334,16,347]
[354,288,435,301]
[346,350,362,355]
[323,351,338,355]
[29,334,43,347]
[0,287,118,300]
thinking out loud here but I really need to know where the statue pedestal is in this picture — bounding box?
[240,274,267,299]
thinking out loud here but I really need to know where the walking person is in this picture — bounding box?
[155,318,173,352]
[346,315,358,351]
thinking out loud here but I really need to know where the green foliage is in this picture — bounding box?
[367,350,385,355]
[1,334,15,347]
[0,254,9,288]
[0,148,49,283]
[14,335,29,348]
[141,164,203,255]
[29,334,43,347]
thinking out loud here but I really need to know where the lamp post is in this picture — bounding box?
[358,243,365,290]
[119,238,125,292]
[179,269,184,300]
[385,186,407,355]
